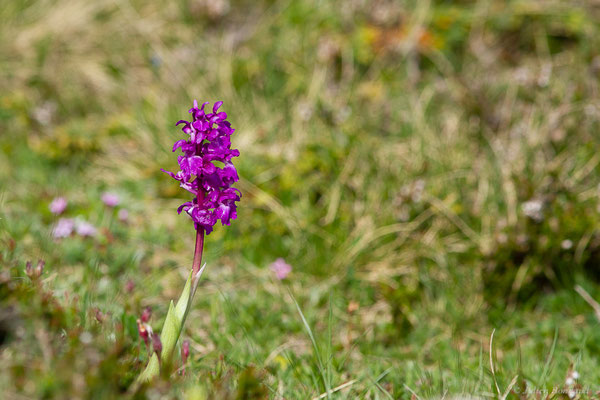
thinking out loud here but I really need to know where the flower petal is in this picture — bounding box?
[177,202,193,214]
[202,161,216,175]
[161,168,178,180]
[172,139,187,152]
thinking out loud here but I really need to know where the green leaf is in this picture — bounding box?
[160,300,179,364]
[137,353,160,383]
[136,264,207,383]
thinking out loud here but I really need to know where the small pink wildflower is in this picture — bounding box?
[76,220,97,237]
[49,197,67,215]
[270,258,292,280]
[118,209,129,222]
[125,279,135,293]
[53,218,74,238]
[101,192,120,207]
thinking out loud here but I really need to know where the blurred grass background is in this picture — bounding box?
[2,0,600,398]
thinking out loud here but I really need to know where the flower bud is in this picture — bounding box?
[182,339,190,363]
[180,339,191,375]
[141,306,152,323]
[152,333,162,355]
[95,309,105,323]
[25,260,45,279]
[35,260,45,277]
[137,319,151,345]
[125,279,135,293]
[25,261,33,276]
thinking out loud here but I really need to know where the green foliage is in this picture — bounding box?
[484,191,600,310]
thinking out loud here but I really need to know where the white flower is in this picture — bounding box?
[561,240,573,250]
[522,199,544,222]
[566,377,574,386]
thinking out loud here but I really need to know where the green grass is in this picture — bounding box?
[1,0,600,398]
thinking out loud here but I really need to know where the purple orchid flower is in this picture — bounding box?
[162,100,241,235]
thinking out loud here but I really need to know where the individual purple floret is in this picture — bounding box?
[162,100,241,234]
[49,197,67,215]
[101,192,120,207]
[53,218,74,238]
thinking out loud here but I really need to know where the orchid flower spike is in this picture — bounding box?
[161,100,241,235]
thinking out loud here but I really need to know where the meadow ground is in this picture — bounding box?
[2,1,600,399]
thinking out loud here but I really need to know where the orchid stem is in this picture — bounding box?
[192,185,206,275]
[192,228,205,275]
